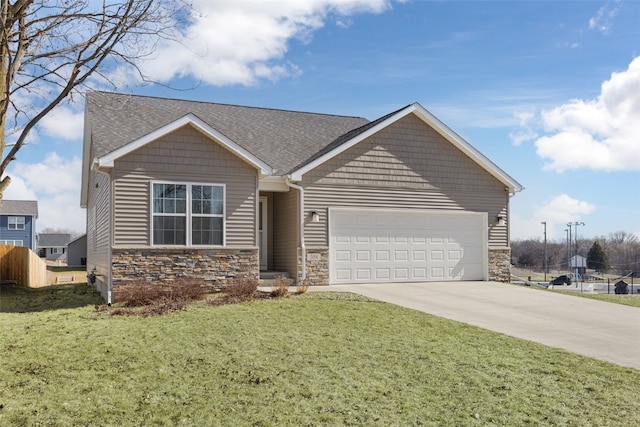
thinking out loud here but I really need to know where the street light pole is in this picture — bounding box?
[574,222,585,287]
[541,221,547,281]
[567,223,572,275]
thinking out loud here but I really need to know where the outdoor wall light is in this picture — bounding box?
[497,215,506,226]
[310,211,320,223]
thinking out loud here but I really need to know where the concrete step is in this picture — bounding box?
[259,271,290,280]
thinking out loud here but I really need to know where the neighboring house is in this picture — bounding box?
[37,233,71,261]
[67,234,87,267]
[81,92,523,302]
[0,200,38,250]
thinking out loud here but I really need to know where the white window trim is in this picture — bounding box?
[0,239,23,246]
[150,181,226,247]
[8,216,25,230]
[51,247,65,254]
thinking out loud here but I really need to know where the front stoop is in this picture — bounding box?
[259,271,290,280]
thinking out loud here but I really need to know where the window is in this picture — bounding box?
[8,216,25,230]
[0,240,23,246]
[51,247,65,254]
[152,182,224,246]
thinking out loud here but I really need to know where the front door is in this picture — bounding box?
[259,197,267,270]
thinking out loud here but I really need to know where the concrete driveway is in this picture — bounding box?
[327,281,640,370]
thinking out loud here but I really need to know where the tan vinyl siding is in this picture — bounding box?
[111,125,258,247]
[304,114,505,192]
[86,166,111,294]
[302,114,510,247]
[273,190,298,275]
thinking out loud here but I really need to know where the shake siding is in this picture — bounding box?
[111,125,258,247]
[302,114,510,246]
[273,190,298,275]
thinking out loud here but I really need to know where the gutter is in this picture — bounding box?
[285,177,306,281]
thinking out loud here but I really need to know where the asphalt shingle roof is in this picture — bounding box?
[0,200,38,217]
[87,92,371,174]
[38,233,71,247]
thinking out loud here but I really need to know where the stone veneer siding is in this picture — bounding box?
[302,247,329,286]
[111,247,259,290]
[489,247,511,282]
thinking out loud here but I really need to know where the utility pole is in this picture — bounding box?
[567,223,572,276]
[541,221,547,281]
[574,222,585,287]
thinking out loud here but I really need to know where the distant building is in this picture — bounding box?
[570,255,587,276]
[67,234,87,267]
[38,233,71,262]
[0,200,38,250]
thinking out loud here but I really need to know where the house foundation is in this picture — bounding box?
[111,247,259,289]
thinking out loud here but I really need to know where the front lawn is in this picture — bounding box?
[1,286,639,425]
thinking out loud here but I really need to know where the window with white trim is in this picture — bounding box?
[0,240,23,246]
[152,182,224,246]
[8,216,25,230]
[51,247,65,254]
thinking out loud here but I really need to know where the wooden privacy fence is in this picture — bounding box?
[0,244,49,288]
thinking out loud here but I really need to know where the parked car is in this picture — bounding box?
[550,275,572,286]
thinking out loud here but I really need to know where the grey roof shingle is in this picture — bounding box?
[38,233,71,247]
[87,92,370,174]
[0,200,38,217]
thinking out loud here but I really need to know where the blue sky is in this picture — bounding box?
[4,0,639,243]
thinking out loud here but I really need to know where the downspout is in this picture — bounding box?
[285,177,306,281]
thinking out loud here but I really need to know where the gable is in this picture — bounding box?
[291,104,522,194]
[95,114,271,175]
[303,114,505,192]
[113,125,258,178]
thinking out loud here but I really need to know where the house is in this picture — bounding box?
[67,234,87,267]
[37,233,71,261]
[81,92,523,302]
[0,200,38,250]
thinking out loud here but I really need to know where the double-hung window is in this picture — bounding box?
[152,182,224,246]
[8,216,25,230]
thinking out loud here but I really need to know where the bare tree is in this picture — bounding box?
[0,0,184,203]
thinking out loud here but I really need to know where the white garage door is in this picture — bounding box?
[329,208,487,284]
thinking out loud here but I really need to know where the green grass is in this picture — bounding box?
[550,290,640,308]
[1,287,639,426]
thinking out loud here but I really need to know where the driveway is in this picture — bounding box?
[327,281,640,370]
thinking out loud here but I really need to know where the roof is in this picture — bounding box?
[38,233,71,247]
[85,91,368,174]
[82,92,523,204]
[0,200,38,217]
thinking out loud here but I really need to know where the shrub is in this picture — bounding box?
[295,279,309,295]
[223,278,259,302]
[271,276,291,298]
[109,278,209,316]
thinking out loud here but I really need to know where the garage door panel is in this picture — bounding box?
[330,209,487,284]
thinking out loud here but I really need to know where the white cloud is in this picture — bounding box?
[511,194,595,241]
[588,1,621,34]
[139,0,397,86]
[5,153,85,233]
[38,106,84,141]
[534,56,640,172]
[508,110,538,146]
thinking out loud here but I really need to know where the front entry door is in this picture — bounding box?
[259,197,267,270]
